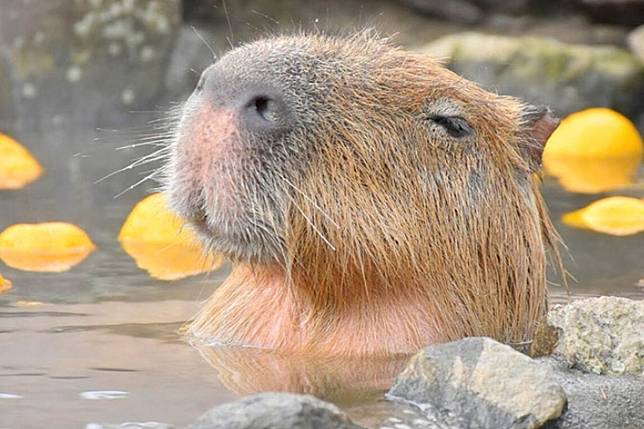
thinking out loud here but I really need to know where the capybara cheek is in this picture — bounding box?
[165,165,201,220]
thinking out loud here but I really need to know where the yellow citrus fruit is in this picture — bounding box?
[562,196,644,236]
[544,157,641,194]
[0,133,44,189]
[544,108,643,159]
[0,274,12,294]
[543,108,643,194]
[0,222,96,272]
[119,193,223,280]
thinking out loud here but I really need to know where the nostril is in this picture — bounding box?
[252,96,269,114]
[247,95,279,122]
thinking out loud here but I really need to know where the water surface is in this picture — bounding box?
[1,112,642,428]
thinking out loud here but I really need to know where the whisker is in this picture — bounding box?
[282,187,336,251]
[250,9,279,25]
[191,26,217,61]
[281,176,339,228]
[222,0,234,44]
[113,170,163,199]
[115,141,169,151]
[94,146,170,184]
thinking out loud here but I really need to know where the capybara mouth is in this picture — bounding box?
[167,165,287,264]
[166,97,286,263]
[175,194,287,264]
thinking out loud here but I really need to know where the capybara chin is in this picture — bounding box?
[165,32,562,357]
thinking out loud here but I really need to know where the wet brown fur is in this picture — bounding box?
[182,33,562,357]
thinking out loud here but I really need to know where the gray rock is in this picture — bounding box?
[419,32,644,117]
[0,0,180,128]
[398,0,484,23]
[539,297,644,376]
[475,0,533,14]
[573,0,644,26]
[182,0,220,22]
[627,24,644,63]
[85,423,174,429]
[388,337,566,429]
[540,357,644,429]
[191,392,363,429]
[398,0,537,21]
[163,26,217,100]
[0,55,13,125]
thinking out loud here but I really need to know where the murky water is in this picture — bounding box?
[1,80,643,429]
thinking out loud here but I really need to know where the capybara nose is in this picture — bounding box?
[239,92,289,133]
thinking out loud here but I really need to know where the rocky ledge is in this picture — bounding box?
[388,338,643,428]
[388,337,567,429]
[532,296,643,375]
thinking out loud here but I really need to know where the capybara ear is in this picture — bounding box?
[520,105,560,172]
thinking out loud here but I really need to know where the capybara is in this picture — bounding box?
[165,32,562,357]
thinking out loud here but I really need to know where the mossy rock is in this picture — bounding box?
[0,0,180,127]
[532,297,643,376]
[420,32,644,117]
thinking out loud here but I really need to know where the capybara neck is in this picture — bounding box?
[191,170,554,357]
[169,33,562,357]
[190,264,439,356]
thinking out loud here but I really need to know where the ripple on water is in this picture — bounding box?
[80,391,129,400]
[0,393,23,399]
[85,423,173,429]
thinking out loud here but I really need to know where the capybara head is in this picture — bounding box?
[165,32,561,355]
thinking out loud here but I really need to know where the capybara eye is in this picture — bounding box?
[250,96,279,122]
[429,115,472,138]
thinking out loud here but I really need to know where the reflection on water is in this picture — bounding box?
[118,193,224,281]
[195,344,408,404]
[544,156,642,194]
[0,300,235,428]
[1,113,642,428]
